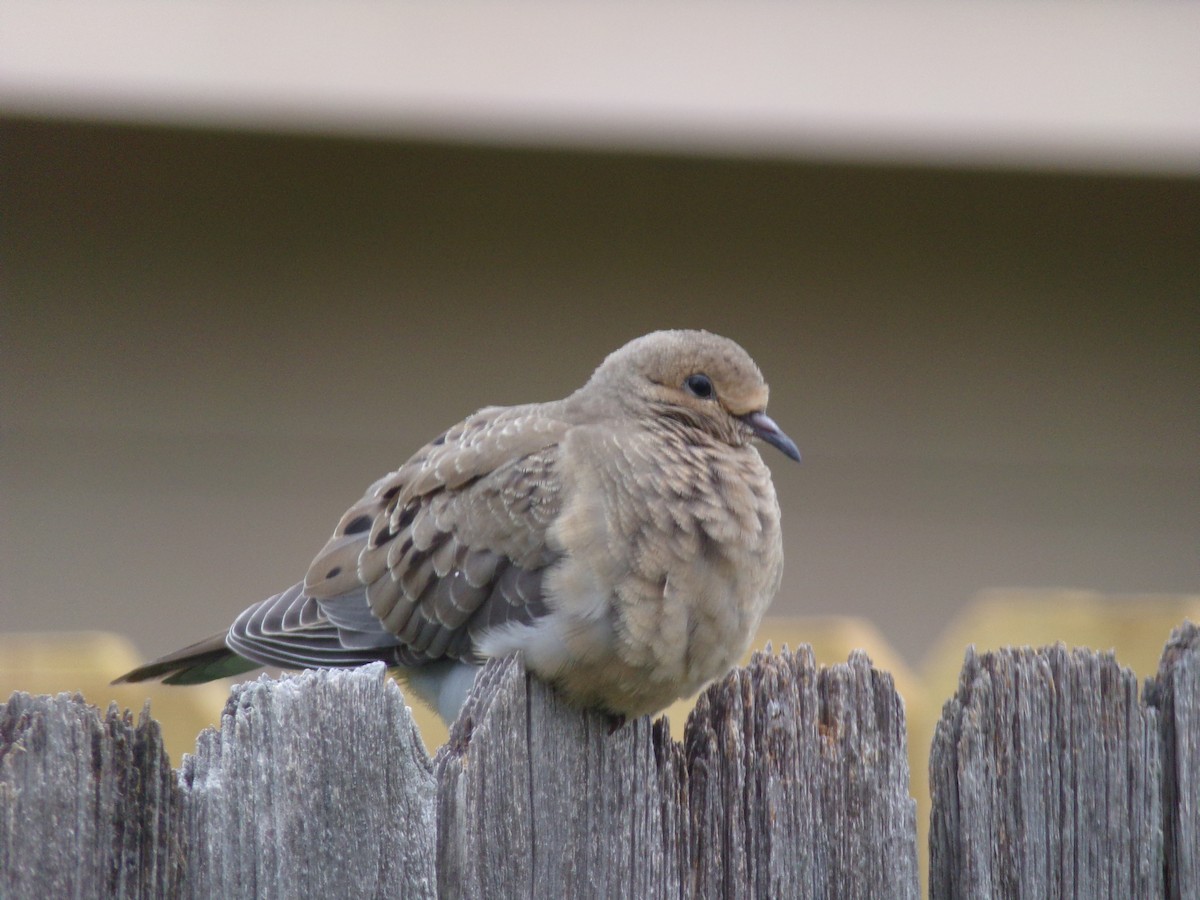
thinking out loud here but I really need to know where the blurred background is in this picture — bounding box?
[2,0,1198,788]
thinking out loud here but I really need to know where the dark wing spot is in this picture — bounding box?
[343,514,372,535]
[373,524,398,548]
[396,504,418,530]
[431,432,447,446]
[403,545,431,576]
[382,483,402,501]
[326,566,342,579]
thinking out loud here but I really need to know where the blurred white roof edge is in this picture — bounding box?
[3,0,1198,175]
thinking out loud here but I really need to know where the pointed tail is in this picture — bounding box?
[112,632,261,685]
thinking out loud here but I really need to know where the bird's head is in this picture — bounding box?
[586,330,800,462]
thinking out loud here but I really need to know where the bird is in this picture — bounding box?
[114,330,800,724]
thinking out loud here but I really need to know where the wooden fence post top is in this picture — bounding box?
[1144,619,1199,900]
[929,622,1200,900]
[433,645,917,899]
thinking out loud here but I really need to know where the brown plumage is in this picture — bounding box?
[115,330,799,722]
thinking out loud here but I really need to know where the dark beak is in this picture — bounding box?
[741,411,801,462]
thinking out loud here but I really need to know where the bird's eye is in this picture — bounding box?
[684,373,715,399]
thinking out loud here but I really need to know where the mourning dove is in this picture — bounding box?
[115,330,799,722]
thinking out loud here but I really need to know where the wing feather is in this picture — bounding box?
[227,584,392,669]
[215,403,574,673]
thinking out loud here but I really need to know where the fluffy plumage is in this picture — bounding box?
[115,330,799,722]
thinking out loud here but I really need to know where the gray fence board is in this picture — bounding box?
[929,644,1164,899]
[178,666,436,900]
[0,694,181,898]
[1144,620,1200,900]
[435,647,917,899]
[436,654,690,898]
[687,647,918,900]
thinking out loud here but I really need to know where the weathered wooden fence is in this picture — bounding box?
[2,622,1196,899]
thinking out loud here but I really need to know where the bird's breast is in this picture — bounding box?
[528,427,783,716]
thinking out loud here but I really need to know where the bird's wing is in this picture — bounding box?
[297,403,571,666]
[226,582,395,670]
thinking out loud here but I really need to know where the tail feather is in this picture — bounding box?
[112,633,261,686]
